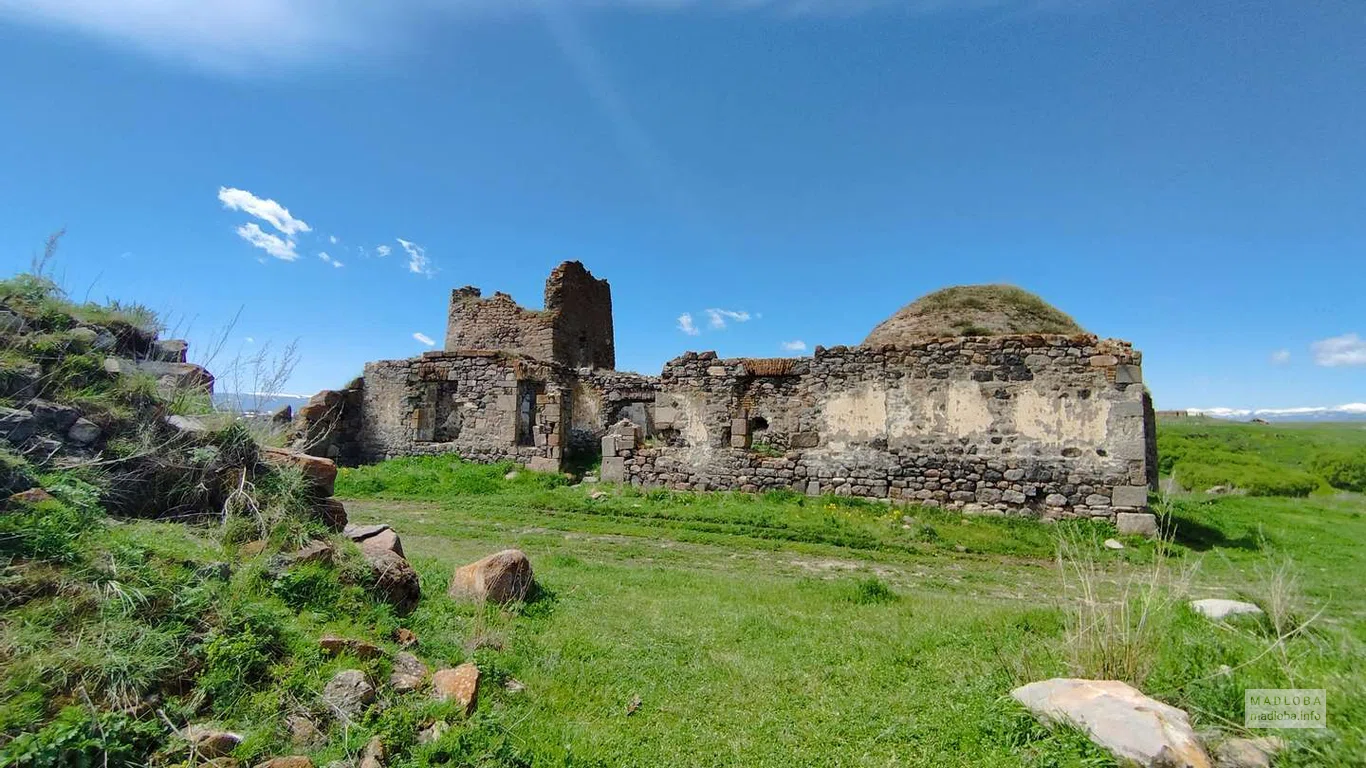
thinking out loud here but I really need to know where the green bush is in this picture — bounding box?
[1313,449,1366,492]
[0,705,163,768]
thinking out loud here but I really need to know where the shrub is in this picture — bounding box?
[845,576,898,605]
[0,705,163,768]
[1313,449,1366,493]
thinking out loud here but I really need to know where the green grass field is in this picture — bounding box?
[325,440,1366,767]
[5,416,1364,766]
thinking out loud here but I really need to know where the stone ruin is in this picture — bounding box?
[291,261,1158,528]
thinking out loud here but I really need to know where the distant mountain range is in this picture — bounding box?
[1183,404,1366,423]
[212,392,311,415]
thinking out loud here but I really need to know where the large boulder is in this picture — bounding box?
[103,357,214,393]
[447,549,534,604]
[1012,678,1211,768]
[261,447,337,497]
[365,549,421,615]
[315,498,348,531]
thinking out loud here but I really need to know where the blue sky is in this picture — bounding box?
[1,0,1362,412]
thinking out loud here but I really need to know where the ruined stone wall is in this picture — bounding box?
[443,262,614,369]
[545,261,615,369]
[444,288,555,360]
[357,351,570,471]
[601,335,1153,521]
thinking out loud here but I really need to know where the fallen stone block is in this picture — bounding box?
[1011,678,1211,768]
[448,549,534,604]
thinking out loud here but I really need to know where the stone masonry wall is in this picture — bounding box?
[357,351,570,472]
[443,261,614,369]
[600,335,1153,521]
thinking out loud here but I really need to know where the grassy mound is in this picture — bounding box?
[863,284,1086,345]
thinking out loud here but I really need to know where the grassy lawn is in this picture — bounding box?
[337,453,1366,767]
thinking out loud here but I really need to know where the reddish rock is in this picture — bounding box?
[315,498,348,531]
[7,488,54,505]
[285,540,334,566]
[431,663,479,716]
[261,447,337,497]
[359,736,385,768]
[319,635,384,660]
[344,524,404,557]
[253,758,313,768]
[447,550,534,604]
[395,628,418,648]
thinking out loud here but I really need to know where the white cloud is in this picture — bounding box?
[413,332,436,346]
[1270,349,1291,364]
[1188,403,1366,418]
[780,340,807,352]
[218,186,311,236]
[704,308,752,330]
[0,1,1094,75]
[317,251,343,268]
[329,235,339,245]
[375,244,392,258]
[397,238,434,276]
[235,222,298,261]
[1311,333,1366,367]
[245,336,255,344]
[677,313,700,336]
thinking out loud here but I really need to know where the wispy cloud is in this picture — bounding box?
[1270,348,1291,365]
[235,222,298,261]
[396,238,434,276]
[677,313,700,336]
[780,340,807,352]
[318,251,344,268]
[375,244,392,258]
[329,235,339,245]
[705,308,752,330]
[218,186,311,236]
[0,1,1101,75]
[413,332,436,346]
[1312,333,1366,367]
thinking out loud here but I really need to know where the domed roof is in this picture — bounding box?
[863,284,1086,346]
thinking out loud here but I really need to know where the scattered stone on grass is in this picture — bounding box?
[323,670,376,721]
[261,447,337,497]
[359,736,386,768]
[448,550,534,604]
[1011,678,1211,768]
[285,540,335,566]
[1190,599,1263,621]
[390,652,429,693]
[286,715,325,749]
[1104,538,1124,550]
[432,663,479,716]
[345,524,404,557]
[1211,736,1282,768]
[319,636,384,660]
[186,726,243,758]
[254,758,314,768]
[366,549,421,615]
[418,720,450,744]
[395,628,418,648]
[1116,512,1160,538]
[8,488,54,505]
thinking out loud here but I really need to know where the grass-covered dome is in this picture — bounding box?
[863,284,1086,345]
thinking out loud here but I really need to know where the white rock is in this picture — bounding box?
[1190,599,1263,621]
[1104,538,1125,550]
[1012,678,1211,768]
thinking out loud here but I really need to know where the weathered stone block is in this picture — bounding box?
[1116,512,1159,538]
[600,456,626,482]
[1115,364,1142,384]
[527,456,560,473]
[1111,485,1149,508]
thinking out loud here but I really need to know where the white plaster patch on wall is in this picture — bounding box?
[570,381,602,434]
[884,381,994,440]
[677,392,717,463]
[821,384,888,444]
[1012,389,1111,445]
